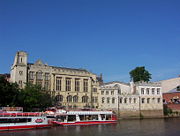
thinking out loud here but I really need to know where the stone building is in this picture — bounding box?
[10,51,101,109]
[99,81,163,118]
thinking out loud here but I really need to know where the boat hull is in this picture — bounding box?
[0,124,51,131]
[52,120,117,126]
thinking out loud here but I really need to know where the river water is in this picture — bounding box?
[0,118,180,136]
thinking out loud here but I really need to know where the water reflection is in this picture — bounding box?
[1,118,180,136]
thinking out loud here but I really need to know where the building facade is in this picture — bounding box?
[99,81,163,118]
[10,51,101,109]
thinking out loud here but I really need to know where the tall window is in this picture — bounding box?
[83,79,88,92]
[29,71,34,80]
[146,88,150,95]
[36,71,43,86]
[141,88,144,94]
[19,80,22,88]
[66,78,71,91]
[147,98,150,103]
[152,88,155,94]
[36,71,42,80]
[44,81,49,90]
[56,77,61,91]
[107,97,110,103]
[67,95,72,102]
[157,88,160,94]
[134,98,136,103]
[141,98,145,103]
[75,79,80,92]
[157,98,161,103]
[112,97,115,104]
[101,91,104,95]
[45,73,49,81]
[119,98,122,103]
[82,96,88,103]
[73,95,78,103]
[129,98,132,103]
[102,97,105,103]
[124,98,127,103]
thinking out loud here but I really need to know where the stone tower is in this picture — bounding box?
[10,51,28,88]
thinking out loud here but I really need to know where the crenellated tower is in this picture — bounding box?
[10,51,28,88]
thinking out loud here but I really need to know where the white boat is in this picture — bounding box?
[51,110,117,126]
[0,112,51,131]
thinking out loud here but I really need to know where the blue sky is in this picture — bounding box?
[0,0,180,82]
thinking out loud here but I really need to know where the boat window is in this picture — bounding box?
[106,115,112,120]
[56,115,66,122]
[0,118,31,123]
[67,115,76,122]
[101,114,105,120]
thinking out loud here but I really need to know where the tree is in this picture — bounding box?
[0,75,20,107]
[129,66,152,82]
[19,83,53,111]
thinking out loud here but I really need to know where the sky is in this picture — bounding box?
[0,0,180,83]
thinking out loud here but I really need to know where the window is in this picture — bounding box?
[152,88,155,95]
[146,88,150,95]
[107,97,110,103]
[93,88,97,92]
[129,98,132,103]
[82,96,88,103]
[124,98,127,103]
[101,91,104,95]
[92,97,98,103]
[141,88,144,94]
[56,95,63,102]
[44,81,49,90]
[56,77,61,91]
[19,71,23,76]
[83,79,88,92]
[19,80,22,88]
[134,98,136,103]
[119,98,122,103]
[147,98,150,103]
[152,98,155,103]
[45,73,49,80]
[73,95,78,103]
[111,91,114,95]
[112,97,115,104]
[157,98,161,103]
[36,71,42,80]
[106,91,109,95]
[157,88,160,94]
[66,78,71,91]
[29,71,34,80]
[67,95,72,102]
[75,79,80,91]
[102,97,105,103]
[141,98,145,104]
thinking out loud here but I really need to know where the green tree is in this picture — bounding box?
[129,66,152,82]
[0,75,20,107]
[19,83,53,111]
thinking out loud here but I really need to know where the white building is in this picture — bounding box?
[99,81,163,118]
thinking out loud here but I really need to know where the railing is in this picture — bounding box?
[0,112,43,117]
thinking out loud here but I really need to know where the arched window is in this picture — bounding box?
[67,95,72,102]
[73,95,78,103]
[124,98,127,103]
[82,96,88,103]
[55,95,63,102]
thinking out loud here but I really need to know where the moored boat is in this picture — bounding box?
[51,110,117,126]
[0,112,51,131]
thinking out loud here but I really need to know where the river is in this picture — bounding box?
[0,118,180,136]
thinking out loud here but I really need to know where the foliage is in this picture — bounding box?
[163,105,172,115]
[19,83,53,111]
[129,66,152,82]
[0,75,53,111]
[0,75,20,107]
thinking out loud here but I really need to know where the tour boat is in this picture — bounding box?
[0,112,51,131]
[51,110,117,126]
